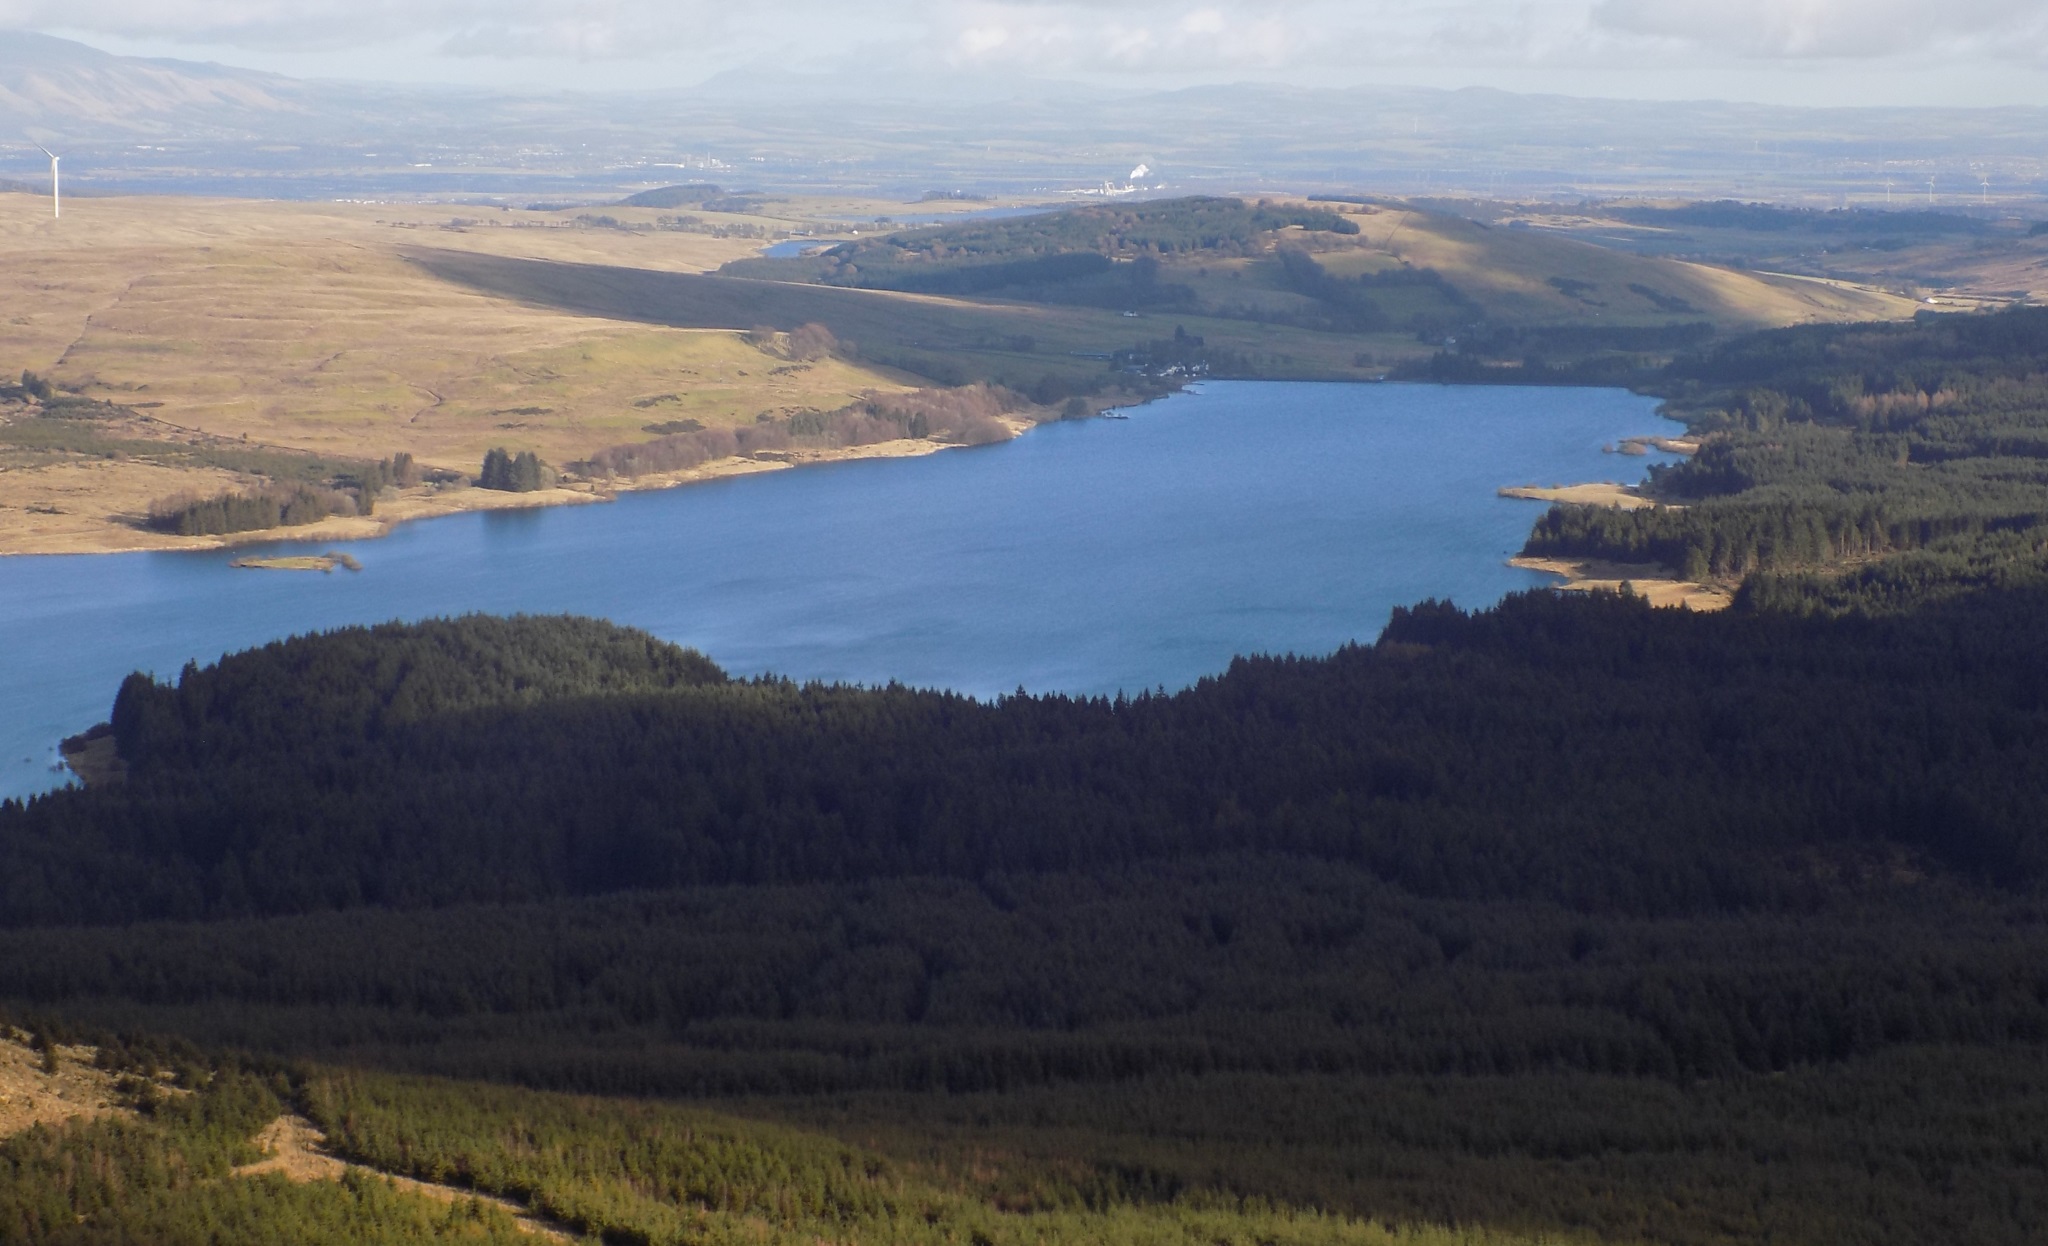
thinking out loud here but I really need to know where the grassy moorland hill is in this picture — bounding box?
[0,193,933,553]
[1475,197,2048,311]
[395,194,1926,405]
[0,190,1916,555]
[718,195,1913,335]
[1323,202,1914,326]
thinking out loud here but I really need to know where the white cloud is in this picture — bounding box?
[4,0,744,55]
[956,23,1012,57]
[1590,0,2048,60]
[8,0,1548,68]
[931,1,1487,74]
[11,0,2048,103]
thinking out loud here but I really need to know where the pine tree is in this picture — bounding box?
[480,448,512,490]
[512,451,543,492]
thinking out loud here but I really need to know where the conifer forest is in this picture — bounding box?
[7,309,2048,1245]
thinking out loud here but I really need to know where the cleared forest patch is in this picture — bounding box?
[0,1033,124,1138]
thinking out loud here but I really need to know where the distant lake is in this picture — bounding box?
[0,381,1681,802]
[760,238,849,258]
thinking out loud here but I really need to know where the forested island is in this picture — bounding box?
[5,307,2048,1245]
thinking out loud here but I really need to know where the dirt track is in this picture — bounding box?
[235,1112,574,1241]
[0,1036,569,1242]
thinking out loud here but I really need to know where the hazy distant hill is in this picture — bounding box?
[0,31,309,137]
[4,31,2047,208]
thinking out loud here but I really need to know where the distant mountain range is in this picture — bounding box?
[2,31,2045,209]
[0,31,310,136]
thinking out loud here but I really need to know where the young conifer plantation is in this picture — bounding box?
[5,310,2048,1244]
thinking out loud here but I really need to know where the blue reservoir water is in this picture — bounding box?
[0,381,1679,802]
[760,238,848,258]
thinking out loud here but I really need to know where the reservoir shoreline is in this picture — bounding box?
[0,421,1034,559]
[0,381,1687,804]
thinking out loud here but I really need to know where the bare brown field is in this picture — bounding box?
[0,455,253,553]
[0,193,931,554]
[0,194,907,467]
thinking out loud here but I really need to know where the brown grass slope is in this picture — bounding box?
[0,194,917,553]
[0,192,1918,557]
[1333,205,1919,327]
[404,245,1396,387]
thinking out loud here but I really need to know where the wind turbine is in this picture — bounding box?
[32,143,58,219]
[1926,175,1936,206]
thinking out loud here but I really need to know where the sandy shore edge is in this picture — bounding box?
[1511,556,1731,612]
[1498,482,1661,510]
[0,429,1015,559]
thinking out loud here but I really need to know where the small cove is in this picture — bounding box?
[760,238,847,258]
[0,381,1683,802]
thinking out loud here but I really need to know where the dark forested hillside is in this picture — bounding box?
[714,197,1477,333]
[5,606,2048,1244]
[724,197,1359,297]
[4,594,2046,928]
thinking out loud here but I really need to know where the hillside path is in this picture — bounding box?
[234,1113,575,1241]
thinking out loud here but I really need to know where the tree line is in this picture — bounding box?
[143,451,429,534]
[573,384,1021,478]
[145,483,360,536]
[477,448,551,492]
[722,197,1361,302]
[6,590,2046,931]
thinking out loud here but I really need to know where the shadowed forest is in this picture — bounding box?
[6,308,2048,1244]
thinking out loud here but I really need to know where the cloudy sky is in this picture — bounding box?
[16,0,2048,105]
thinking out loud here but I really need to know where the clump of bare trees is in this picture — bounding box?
[742,323,841,362]
[574,423,789,478]
[858,384,1016,445]
[573,384,1021,479]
